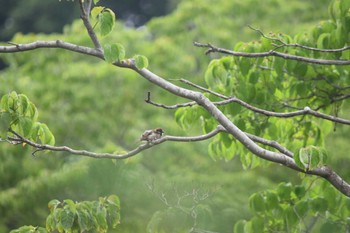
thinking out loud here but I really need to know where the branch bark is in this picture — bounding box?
[7,127,223,159]
[193,42,350,65]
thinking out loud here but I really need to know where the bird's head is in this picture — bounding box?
[154,128,164,136]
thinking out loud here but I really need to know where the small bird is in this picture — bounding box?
[140,128,164,142]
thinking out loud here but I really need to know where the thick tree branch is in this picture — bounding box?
[132,67,350,197]
[194,42,350,65]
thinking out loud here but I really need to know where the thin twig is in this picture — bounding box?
[145,91,196,109]
[145,93,350,125]
[79,0,102,51]
[179,79,229,99]
[248,25,350,53]
[193,42,350,66]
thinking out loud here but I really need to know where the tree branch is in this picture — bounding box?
[7,127,223,159]
[132,67,350,197]
[0,40,103,58]
[248,25,350,53]
[79,0,102,51]
[1,20,350,197]
[145,90,350,125]
[193,42,350,65]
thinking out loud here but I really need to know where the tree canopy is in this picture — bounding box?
[1,0,350,232]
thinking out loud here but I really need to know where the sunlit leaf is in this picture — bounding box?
[60,209,75,231]
[249,193,265,214]
[133,55,149,69]
[103,43,125,63]
[99,8,115,36]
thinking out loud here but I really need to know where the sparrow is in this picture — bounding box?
[140,128,164,142]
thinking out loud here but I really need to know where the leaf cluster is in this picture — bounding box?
[10,195,120,233]
[234,180,350,233]
[1,91,55,145]
[176,0,350,168]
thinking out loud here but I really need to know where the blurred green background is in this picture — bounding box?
[1,0,349,232]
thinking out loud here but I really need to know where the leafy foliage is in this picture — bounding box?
[0,91,55,145]
[91,6,116,37]
[234,180,350,233]
[10,195,120,233]
[103,43,126,63]
[1,0,349,233]
[176,0,349,168]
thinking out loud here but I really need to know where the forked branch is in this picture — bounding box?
[193,42,350,65]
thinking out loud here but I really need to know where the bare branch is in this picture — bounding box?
[79,0,102,51]
[178,79,229,99]
[244,132,294,158]
[6,127,223,159]
[222,98,350,125]
[0,40,103,57]
[248,25,350,53]
[193,42,350,65]
[144,91,350,125]
[145,91,196,109]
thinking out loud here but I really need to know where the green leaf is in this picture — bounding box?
[76,209,90,232]
[250,217,264,233]
[18,117,33,138]
[60,209,75,231]
[320,222,343,233]
[64,199,77,214]
[317,33,330,49]
[295,146,324,170]
[103,43,125,63]
[106,202,120,228]
[18,94,29,116]
[133,55,149,69]
[10,225,47,233]
[91,6,104,20]
[174,108,186,128]
[48,200,61,213]
[38,123,55,145]
[99,8,116,36]
[28,102,38,122]
[46,214,55,232]
[264,191,280,210]
[284,206,298,228]
[96,206,108,230]
[249,193,265,214]
[277,183,292,200]
[294,200,309,217]
[310,197,328,213]
[233,220,246,233]
[93,0,100,4]
[107,195,120,207]
[8,91,19,113]
[0,112,11,137]
[294,185,306,199]
[1,94,9,111]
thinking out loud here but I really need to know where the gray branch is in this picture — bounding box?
[194,42,350,65]
[7,127,223,159]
